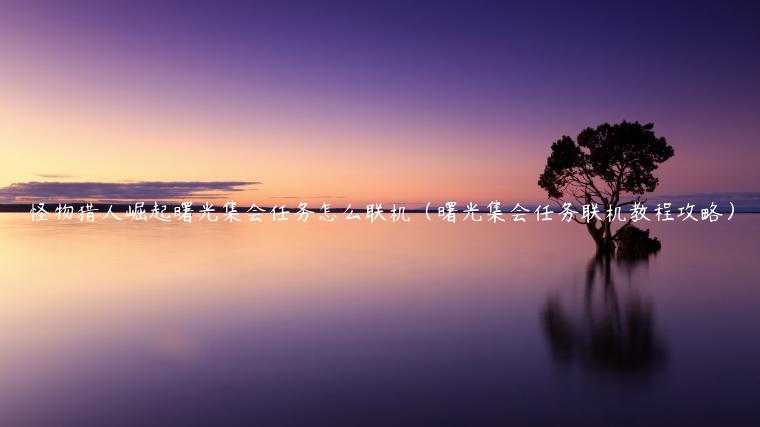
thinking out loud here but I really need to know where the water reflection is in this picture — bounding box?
[543,254,667,378]
[3,214,760,424]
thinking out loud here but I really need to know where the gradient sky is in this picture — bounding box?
[1,1,758,206]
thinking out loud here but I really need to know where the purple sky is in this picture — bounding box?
[0,1,758,204]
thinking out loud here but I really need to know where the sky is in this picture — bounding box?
[1,1,759,207]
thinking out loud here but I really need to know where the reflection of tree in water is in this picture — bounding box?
[543,254,666,377]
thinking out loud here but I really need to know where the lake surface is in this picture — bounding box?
[1,213,758,426]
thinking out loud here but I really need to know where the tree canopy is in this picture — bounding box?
[538,121,674,252]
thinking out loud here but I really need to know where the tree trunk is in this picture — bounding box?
[587,219,615,254]
[602,220,615,253]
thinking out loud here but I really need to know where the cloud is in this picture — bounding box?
[0,181,260,202]
[37,173,78,179]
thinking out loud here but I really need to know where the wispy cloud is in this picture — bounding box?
[0,181,260,202]
[36,173,78,179]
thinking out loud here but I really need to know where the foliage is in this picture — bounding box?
[538,121,674,252]
[614,225,661,259]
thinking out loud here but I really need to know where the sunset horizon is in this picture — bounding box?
[2,1,759,426]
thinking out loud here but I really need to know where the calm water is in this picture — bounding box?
[1,213,759,426]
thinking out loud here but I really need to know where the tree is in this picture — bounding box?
[538,121,674,253]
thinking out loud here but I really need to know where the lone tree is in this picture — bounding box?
[538,121,674,253]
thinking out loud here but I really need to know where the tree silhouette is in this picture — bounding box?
[538,121,674,253]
